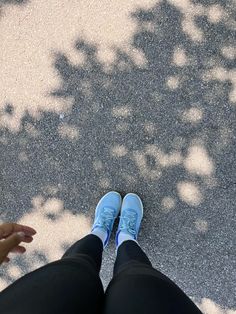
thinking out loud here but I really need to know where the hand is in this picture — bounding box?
[0,223,37,265]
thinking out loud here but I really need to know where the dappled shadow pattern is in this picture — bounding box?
[0,249,49,287]
[0,0,27,11]
[0,0,26,5]
[0,0,236,310]
[0,0,28,20]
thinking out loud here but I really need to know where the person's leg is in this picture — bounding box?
[103,193,203,314]
[0,191,122,314]
[0,233,104,314]
[113,239,152,275]
[62,234,103,273]
[105,240,202,314]
[113,192,150,276]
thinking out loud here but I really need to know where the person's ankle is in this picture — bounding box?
[116,231,136,248]
[91,227,108,248]
[115,233,139,256]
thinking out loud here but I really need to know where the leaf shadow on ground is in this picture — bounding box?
[0,0,236,309]
[0,0,27,16]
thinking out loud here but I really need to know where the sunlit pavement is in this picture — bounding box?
[0,1,235,313]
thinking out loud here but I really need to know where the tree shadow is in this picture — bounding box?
[0,0,235,309]
[0,0,28,16]
[0,0,26,4]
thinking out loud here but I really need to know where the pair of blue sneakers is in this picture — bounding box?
[91,192,143,248]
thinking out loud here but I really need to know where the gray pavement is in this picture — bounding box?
[0,0,236,313]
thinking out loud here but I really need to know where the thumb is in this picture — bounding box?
[0,232,25,263]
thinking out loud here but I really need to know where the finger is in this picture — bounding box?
[10,245,26,254]
[21,235,34,243]
[0,223,36,238]
[20,225,37,236]
[1,234,34,242]
[0,232,25,262]
[5,234,34,243]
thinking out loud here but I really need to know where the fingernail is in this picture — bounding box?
[17,232,25,239]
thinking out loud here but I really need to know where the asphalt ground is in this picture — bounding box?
[0,1,235,313]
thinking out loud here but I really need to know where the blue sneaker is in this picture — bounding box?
[115,193,143,247]
[91,191,122,247]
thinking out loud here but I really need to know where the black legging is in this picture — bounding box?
[0,234,202,314]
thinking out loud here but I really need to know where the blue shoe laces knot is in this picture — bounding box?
[96,207,115,231]
[119,211,137,235]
